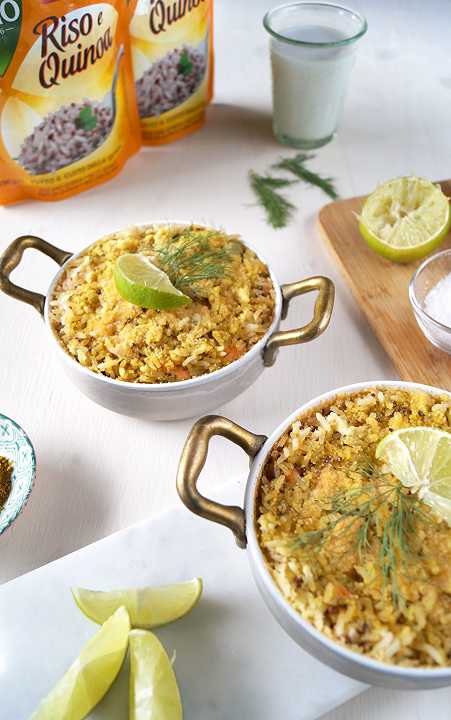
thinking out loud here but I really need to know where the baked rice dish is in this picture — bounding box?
[257,387,451,668]
[49,224,275,384]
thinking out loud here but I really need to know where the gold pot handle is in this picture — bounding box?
[264,275,335,367]
[0,235,72,318]
[177,415,267,549]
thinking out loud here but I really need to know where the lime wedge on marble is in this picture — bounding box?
[31,606,130,720]
[72,578,202,628]
[129,630,183,720]
[376,427,451,523]
[359,176,450,263]
[114,254,191,310]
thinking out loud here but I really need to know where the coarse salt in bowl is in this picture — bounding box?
[409,248,451,354]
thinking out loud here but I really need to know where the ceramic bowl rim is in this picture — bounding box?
[43,223,283,393]
[0,413,36,535]
[245,379,451,679]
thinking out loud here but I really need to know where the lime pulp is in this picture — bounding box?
[359,176,450,263]
[376,427,451,524]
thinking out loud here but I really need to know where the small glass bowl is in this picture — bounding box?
[409,249,451,354]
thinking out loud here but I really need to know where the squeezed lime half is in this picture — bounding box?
[359,176,450,263]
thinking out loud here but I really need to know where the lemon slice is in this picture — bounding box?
[129,630,183,720]
[31,606,130,720]
[359,176,450,263]
[114,254,191,310]
[72,578,202,628]
[376,427,451,523]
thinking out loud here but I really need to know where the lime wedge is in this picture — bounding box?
[376,427,451,523]
[72,578,202,629]
[359,176,450,263]
[31,606,130,720]
[129,629,183,720]
[114,254,191,310]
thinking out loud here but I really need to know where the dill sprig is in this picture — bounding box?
[272,153,339,200]
[292,462,430,608]
[154,230,236,293]
[249,172,296,229]
[249,153,339,229]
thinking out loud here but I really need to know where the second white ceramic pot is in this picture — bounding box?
[177,380,451,689]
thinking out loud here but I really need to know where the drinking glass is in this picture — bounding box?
[264,2,367,149]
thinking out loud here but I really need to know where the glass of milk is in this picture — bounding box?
[264,3,367,149]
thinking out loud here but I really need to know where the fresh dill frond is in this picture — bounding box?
[249,153,339,229]
[351,454,378,480]
[292,466,429,608]
[272,153,339,200]
[249,171,296,229]
[154,229,236,293]
[253,176,297,190]
[378,485,420,607]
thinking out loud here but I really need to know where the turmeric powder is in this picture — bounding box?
[0,456,13,508]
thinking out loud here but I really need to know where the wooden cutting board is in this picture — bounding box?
[318,180,451,389]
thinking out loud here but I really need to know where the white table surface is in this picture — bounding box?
[1,0,451,717]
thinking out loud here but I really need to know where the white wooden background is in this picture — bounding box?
[1,0,451,717]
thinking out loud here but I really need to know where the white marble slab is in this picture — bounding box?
[0,480,366,719]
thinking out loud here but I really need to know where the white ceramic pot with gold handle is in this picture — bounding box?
[0,226,334,421]
[177,380,451,689]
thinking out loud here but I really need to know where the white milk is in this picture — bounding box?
[270,24,357,148]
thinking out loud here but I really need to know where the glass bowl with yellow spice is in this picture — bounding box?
[0,414,36,536]
[177,381,451,689]
[0,223,334,421]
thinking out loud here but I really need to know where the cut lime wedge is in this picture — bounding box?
[72,578,202,629]
[359,176,450,263]
[129,630,183,720]
[31,606,130,720]
[376,427,451,523]
[114,254,191,310]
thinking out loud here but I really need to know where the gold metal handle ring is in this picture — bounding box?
[264,275,335,366]
[176,415,267,548]
[0,235,72,318]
